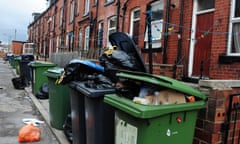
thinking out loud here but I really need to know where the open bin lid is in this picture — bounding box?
[104,94,206,119]
[108,32,147,73]
[104,70,207,119]
[69,81,115,98]
[28,61,57,68]
[44,67,63,78]
[116,70,207,101]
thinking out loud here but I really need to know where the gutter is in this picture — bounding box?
[177,0,184,64]
[121,0,129,32]
[116,0,121,32]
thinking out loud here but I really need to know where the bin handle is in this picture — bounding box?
[117,70,173,85]
[55,71,65,84]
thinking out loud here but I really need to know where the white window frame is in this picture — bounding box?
[144,1,164,48]
[98,22,104,47]
[70,1,75,23]
[60,7,64,26]
[79,28,83,49]
[84,0,90,15]
[49,38,53,56]
[66,34,69,47]
[130,7,140,38]
[69,32,74,50]
[107,16,117,46]
[51,15,55,30]
[56,36,59,52]
[227,0,240,55]
[106,0,113,3]
[84,26,90,51]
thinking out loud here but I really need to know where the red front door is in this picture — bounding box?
[192,12,213,77]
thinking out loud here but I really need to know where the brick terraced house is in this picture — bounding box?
[28,0,240,143]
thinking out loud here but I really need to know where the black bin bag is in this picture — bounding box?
[60,59,104,84]
[99,32,147,82]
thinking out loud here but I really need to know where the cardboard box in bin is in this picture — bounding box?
[156,89,186,104]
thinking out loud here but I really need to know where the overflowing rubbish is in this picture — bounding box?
[84,74,114,89]
[18,123,41,142]
[104,70,207,144]
[99,32,147,83]
[113,70,201,105]
[99,47,138,71]
[56,59,104,85]
[133,89,191,105]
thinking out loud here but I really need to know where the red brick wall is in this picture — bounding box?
[28,0,240,80]
[11,41,23,55]
[151,64,183,80]
[208,0,240,80]
[194,86,240,144]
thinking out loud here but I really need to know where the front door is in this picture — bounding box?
[189,0,215,78]
[192,12,213,77]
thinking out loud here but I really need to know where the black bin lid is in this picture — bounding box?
[109,32,147,73]
[69,81,115,98]
[21,54,34,61]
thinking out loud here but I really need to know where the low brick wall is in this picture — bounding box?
[194,80,240,144]
[151,64,183,80]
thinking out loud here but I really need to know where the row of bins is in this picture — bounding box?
[23,32,207,144]
[44,67,206,144]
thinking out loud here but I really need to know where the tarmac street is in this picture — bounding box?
[0,59,59,144]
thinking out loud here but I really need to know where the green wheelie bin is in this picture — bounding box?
[15,56,21,75]
[9,55,15,68]
[104,70,207,144]
[28,61,57,95]
[44,67,71,129]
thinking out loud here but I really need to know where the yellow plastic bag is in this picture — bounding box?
[18,123,41,142]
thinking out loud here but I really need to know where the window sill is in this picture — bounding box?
[92,3,97,7]
[104,0,115,6]
[218,53,240,64]
[141,47,162,53]
[83,12,89,17]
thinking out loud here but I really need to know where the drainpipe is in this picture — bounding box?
[177,0,184,64]
[121,0,129,32]
[72,0,76,52]
[116,0,121,32]
[146,4,153,74]
[94,0,99,49]
[163,0,170,64]
[64,0,68,49]
[53,4,57,53]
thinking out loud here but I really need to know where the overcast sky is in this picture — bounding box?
[0,0,47,44]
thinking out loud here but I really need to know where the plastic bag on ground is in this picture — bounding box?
[18,123,41,142]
